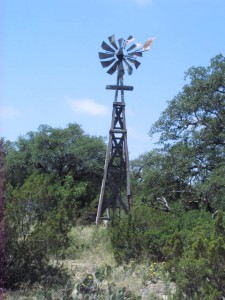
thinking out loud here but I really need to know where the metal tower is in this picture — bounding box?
[96,35,154,227]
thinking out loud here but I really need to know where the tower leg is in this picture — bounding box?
[96,77,133,227]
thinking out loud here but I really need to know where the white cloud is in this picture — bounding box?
[0,106,21,118]
[67,99,109,116]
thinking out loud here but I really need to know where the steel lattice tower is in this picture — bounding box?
[96,34,154,227]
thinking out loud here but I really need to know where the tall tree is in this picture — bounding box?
[3,123,106,286]
[149,54,225,209]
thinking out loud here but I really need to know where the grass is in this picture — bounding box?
[5,225,175,299]
[61,225,175,299]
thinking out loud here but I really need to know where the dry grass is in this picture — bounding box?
[5,225,175,299]
[63,225,175,299]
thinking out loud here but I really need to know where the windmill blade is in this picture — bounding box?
[101,58,116,68]
[125,35,135,46]
[101,41,116,53]
[118,38,124,48]
[127,57,141,69]
[99,52,115,59]
[127,43,142,52]
[142,37,155,51]
[107,61,119,75]
[128,51,143,57]
[124,60,133,75]
[108,34,118,50]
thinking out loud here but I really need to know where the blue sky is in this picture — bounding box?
[1,0,225,158]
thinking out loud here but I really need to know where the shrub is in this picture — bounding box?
[108,203,225,299]
[171,211,225,299]
[108,204,180,263]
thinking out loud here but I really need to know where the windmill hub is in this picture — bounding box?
[116,49,124,62]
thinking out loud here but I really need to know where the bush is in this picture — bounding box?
[108,204,180,263]
[108,204,225,299]
[171,211,225,299]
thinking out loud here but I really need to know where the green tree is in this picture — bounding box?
[130,146,196,211]
[3,123,106,287]
[149,54,225,209]
[4,123,105,186]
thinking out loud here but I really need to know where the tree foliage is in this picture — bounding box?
[137,54,225,210]
[109,205,225,299]
[3,123,106,287]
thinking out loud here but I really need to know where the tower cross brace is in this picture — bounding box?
[96,76,133,226]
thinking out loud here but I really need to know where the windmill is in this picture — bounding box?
[96,34,154,227]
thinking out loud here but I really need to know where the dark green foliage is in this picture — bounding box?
[109,204,214,264]
[170,226,222,298]
[109,205,180,263]
[95,265,112,282]
[164,211,225,299]
[109,205,225,298]
[4,123,105,188]
[3,123,106,287]
[147,54,225,210]
[109,216,132,264]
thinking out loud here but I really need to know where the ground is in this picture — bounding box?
[5,226,175,299]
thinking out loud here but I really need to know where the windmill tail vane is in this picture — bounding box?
[96,34,153,227]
